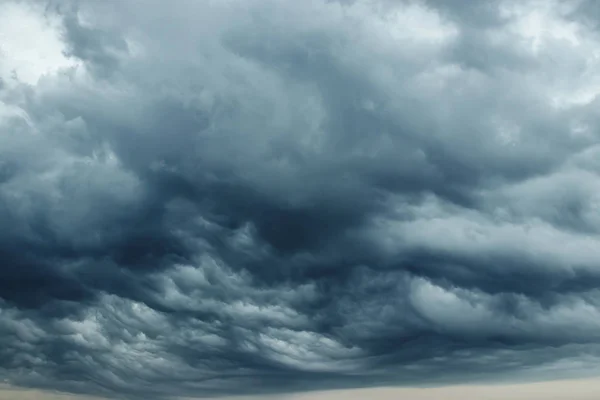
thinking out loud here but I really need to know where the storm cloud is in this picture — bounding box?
[2,0,600,398]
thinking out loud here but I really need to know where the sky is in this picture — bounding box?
[1,0,600,399]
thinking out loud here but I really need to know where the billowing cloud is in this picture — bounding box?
[2,0,600,399]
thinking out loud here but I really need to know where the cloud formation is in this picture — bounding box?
[2,0,600,398]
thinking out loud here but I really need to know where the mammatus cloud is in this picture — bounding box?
[2,0,600,399]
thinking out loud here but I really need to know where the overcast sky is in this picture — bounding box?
[2,0,600,399]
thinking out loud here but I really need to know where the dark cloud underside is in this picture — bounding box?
[2,0,600,399]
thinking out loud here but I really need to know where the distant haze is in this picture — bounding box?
[2,379,600,400]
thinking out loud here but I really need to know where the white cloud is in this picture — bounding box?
[0,1,78,86]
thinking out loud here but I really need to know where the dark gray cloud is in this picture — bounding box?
[2,0,600,398]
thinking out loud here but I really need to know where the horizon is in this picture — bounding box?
[2,378,600,400]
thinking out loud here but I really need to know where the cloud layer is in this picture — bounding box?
[2,0,600,398]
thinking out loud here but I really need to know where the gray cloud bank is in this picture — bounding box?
[2,0,600,398]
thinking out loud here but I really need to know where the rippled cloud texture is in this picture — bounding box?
[2,0,600,399]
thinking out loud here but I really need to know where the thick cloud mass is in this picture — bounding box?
[2,0,600,398]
